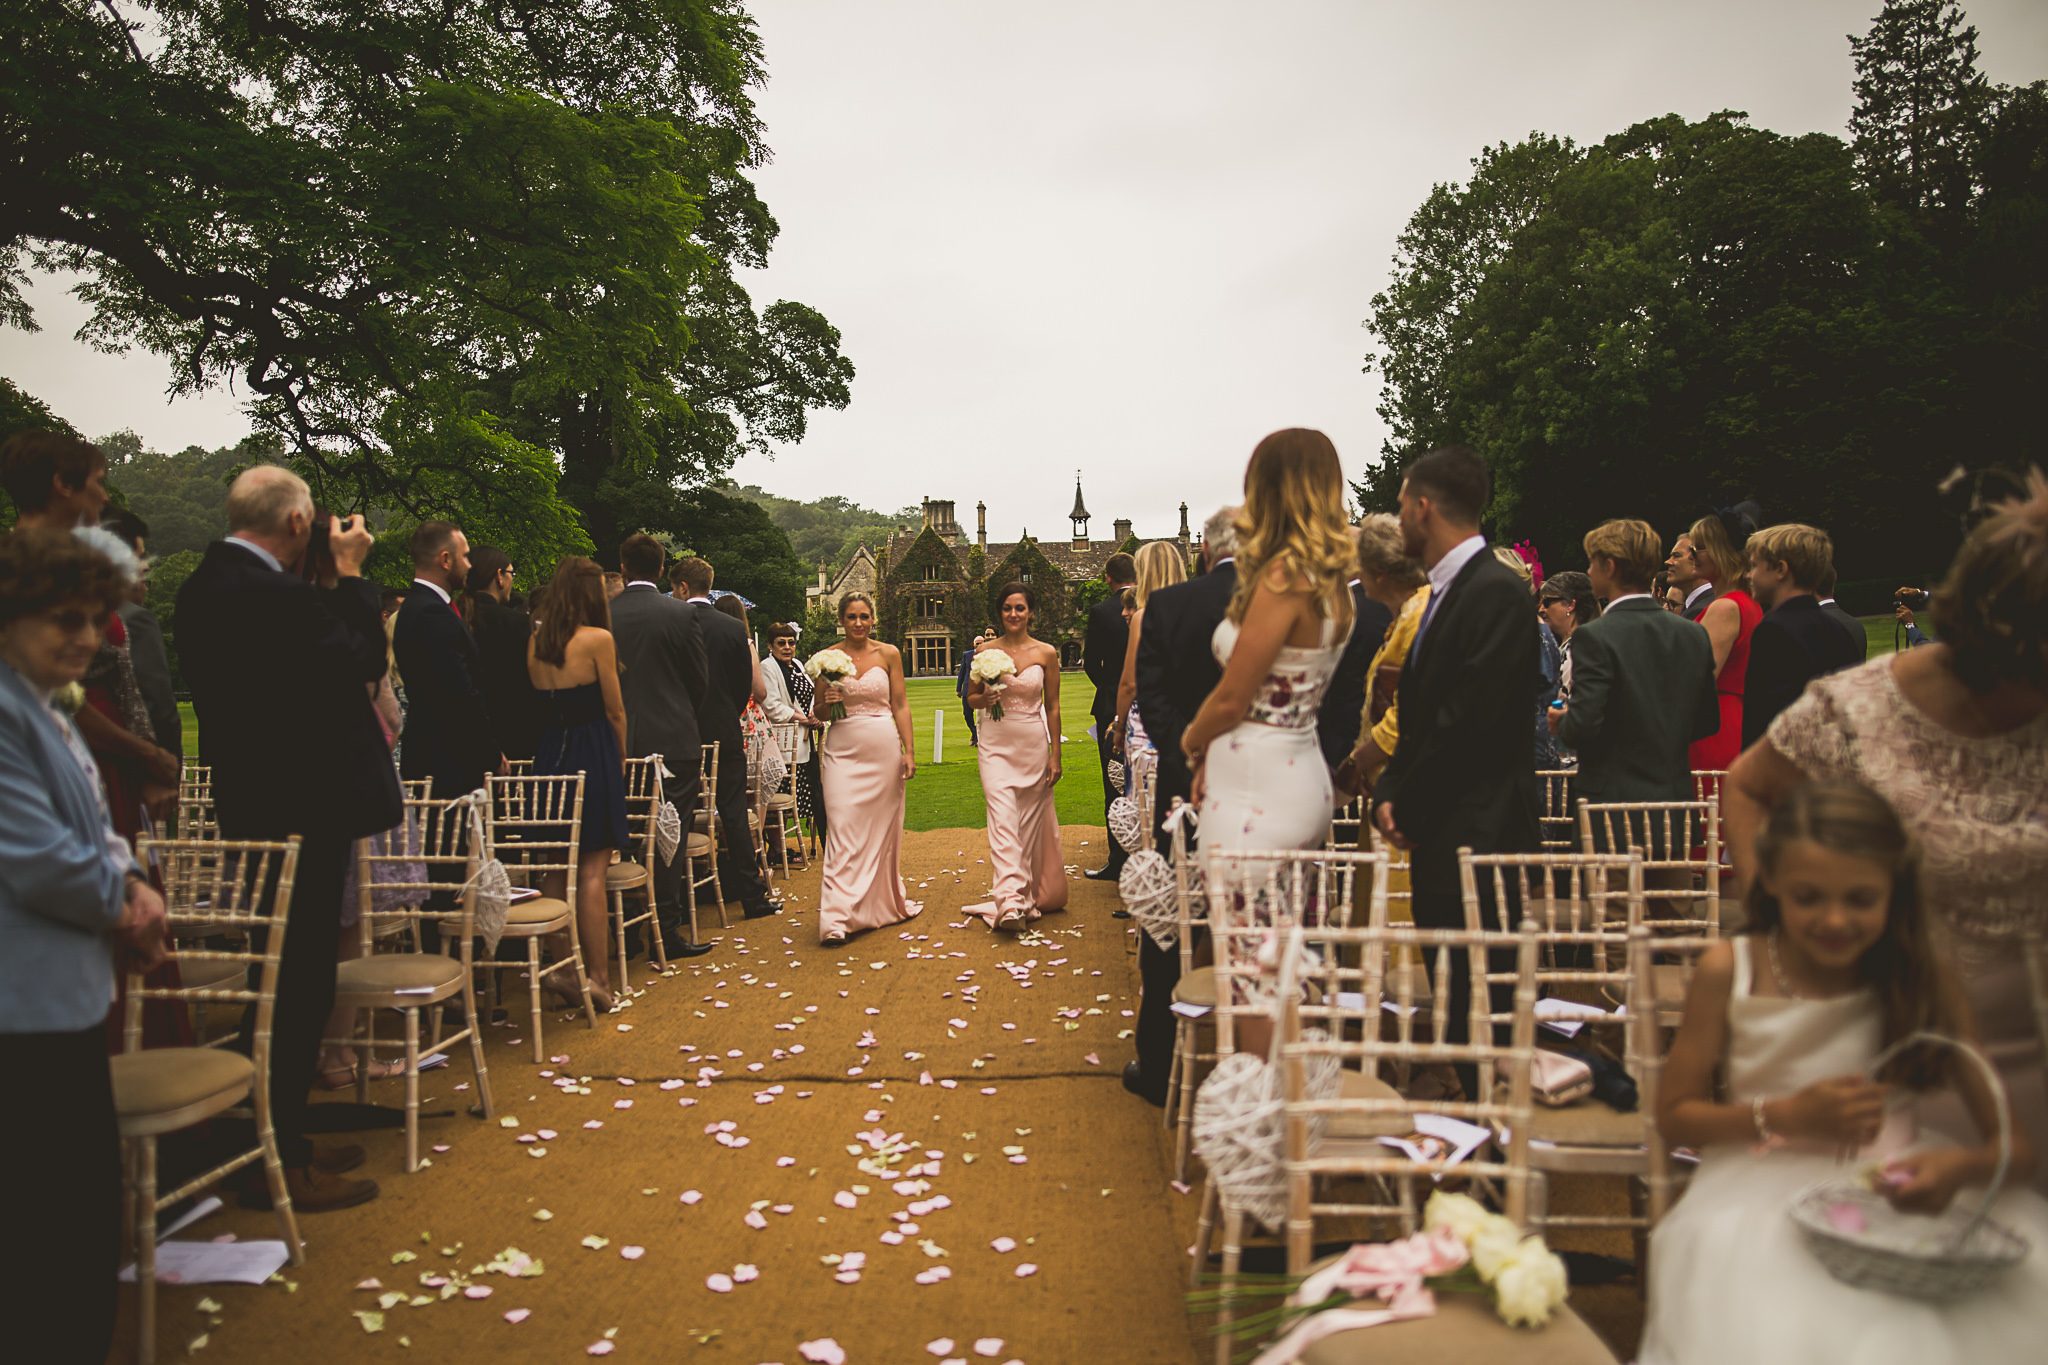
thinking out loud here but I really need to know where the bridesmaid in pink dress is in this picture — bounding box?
[811,592,921,946]
[964,583,1068,931]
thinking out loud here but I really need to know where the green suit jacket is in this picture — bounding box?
[1556,597,1720,807]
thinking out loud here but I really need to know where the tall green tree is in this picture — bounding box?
[668,486,808,626]
[2,1,850,571]
[1849,0,1993,223]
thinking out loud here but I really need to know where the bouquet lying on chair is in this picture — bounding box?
[1192,1191,1570,1362]
[804,648,856,721]
[968,650,1017,718]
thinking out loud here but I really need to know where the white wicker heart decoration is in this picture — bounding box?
[1190,1032,1342,1231]
[1105,758,1127,792]
[655,798,683,864]
[1108,795,1144,853]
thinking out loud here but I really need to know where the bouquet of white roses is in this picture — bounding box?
[1193,1190,1570,1360]
[804,647,857,721]
[969,650,1018,719]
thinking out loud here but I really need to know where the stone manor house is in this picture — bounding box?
[806,478,1194,677]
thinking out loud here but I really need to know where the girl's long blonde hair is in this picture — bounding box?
[1227,428,1356,626]
[1131,539,1187,610]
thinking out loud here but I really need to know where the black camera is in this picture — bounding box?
[1894,587,1930,609]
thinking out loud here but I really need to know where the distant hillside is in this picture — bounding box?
[732,484,916,572]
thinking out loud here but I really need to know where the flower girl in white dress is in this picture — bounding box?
[1641,780,2048,1364]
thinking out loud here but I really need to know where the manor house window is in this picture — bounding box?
[916,596,944,619]
[908,635,952,677]
[923,564,945,582]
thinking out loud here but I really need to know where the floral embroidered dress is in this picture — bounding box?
[1202,614,1349,854]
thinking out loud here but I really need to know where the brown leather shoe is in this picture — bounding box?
[312,1142,366,1175]
[238,1164,379,1213]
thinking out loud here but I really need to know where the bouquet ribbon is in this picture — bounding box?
[1245,1229,1466,1365]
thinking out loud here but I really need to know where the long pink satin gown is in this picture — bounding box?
[817,665,920,942]
[965,662,1068,928]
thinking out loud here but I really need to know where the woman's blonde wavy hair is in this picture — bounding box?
[1227,428,1356,626]
[1131,539,1187,610]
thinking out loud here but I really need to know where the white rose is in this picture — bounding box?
[1492,1240,1569,1329]
[1422,1191,1490,1243]
[1469,1221,1524,1281]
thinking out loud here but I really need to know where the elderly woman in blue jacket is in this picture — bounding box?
[0,526,168,1362]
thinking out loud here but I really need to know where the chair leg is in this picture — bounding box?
[402,1007,422,1173]
[1174,1037,1201,1184]
[612,888,630,992]
[1215,1203,1246,1365]
[526,938,546,1065]
[646,886,669,973]
[1189,1177,1218,1290]
[567,920,599,1028]
[257,1106,302,1264]
[1163,1023,1184,1131]
[354,1025,371,1105]
[134,1137,158,1365]
[685,868,700,944]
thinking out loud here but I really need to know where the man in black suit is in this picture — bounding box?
[1741,524,1867,748]
[1082,552,1136,879]
[1553,519,1721,810]
[1124,512,1239,1104]
[612,535,714,956]
[1317,577,1393,774]
[177,466,400,1211]
[1372,447,1538,1097]
[464,545,541,763]
[674,556,775,919]
[393,521,501,796]
[1666,532,1718,622]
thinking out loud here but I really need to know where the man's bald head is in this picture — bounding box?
[226,465,313,535]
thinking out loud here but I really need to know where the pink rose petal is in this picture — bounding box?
[733,1263,759,1283]
[587,1343,615,1356]
[974,1340,1004,1358]
[706,1272,734,1293]
[927,1340,955,1356]
[464,1285,493,1299]
[990,1236,1017,1253]
[680,1189,703,1205]
[1015,1262,1038,1277]
[503,1308,531,1324]
[620,1245,646,1261]
[799,1339,847,1365]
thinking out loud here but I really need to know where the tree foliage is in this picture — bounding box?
[2,0,851,572]
[665,485,808,626]
[733,484,914,572]
[1358,2,2043,582]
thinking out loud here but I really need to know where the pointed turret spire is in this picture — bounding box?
[1070,471,1090,550]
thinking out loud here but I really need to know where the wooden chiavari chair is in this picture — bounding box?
[481,772,599,1063]
[689,742,726,930]
[764,721,804,879]
[329,791,496,1171]
[1536,768,1577,852]
[1577,799,1721,1022]
[118,837,304,1365]
[608,755,667,988]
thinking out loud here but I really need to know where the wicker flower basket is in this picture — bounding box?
[1788,1031,2030,1300]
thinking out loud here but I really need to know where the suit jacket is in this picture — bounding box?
[1683,584,1719,623]
[1374,548,1539,874]
[1742,596,1866,750]
[689,601,753,796]
[1134,561,1236,834]
[1082,593,1131,725]
[393,585,499,796]
[1556,597,1720,806]
[1317,582,1393,769]
[470,595,541,762]
[0,660,136,1032]
[177,540,400,841]
[1820,599,1868,660]
[118,600,182,757]
[612,585,708,792]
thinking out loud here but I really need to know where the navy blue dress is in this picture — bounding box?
[533,682,629,852]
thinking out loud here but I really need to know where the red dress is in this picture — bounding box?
[1688,588,1762,772]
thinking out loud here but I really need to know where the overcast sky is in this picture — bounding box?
[6,1,2045,547]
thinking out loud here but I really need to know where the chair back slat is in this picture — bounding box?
[1577,798,1722,935]
[130,837,302,1056]
[1536,769,1576,851]
[485,773,586,905]
[1202,848,1387,1056]
[356,793,486,956]
[1629,927,1717,1224]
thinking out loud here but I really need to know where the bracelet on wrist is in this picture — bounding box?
[1752,1094,1776,1144]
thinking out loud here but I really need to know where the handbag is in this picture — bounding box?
[1513,1049,1594,1108]
[1366,659,1402,728]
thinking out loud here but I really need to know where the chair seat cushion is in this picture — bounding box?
[1325,1069,1412,1140]
[110,1048,253,1129]
[606,860,649,889]
[765,792,797,810]
[686,832,713,857]
[335,954,464,999]
[1296,1288,1617,1364]
[507,896,572,928]
[1496,1086,1643,1147]
[1172,966,1216,1009]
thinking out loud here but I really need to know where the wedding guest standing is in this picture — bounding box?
[1338,514,1428,801]
[527,556,630,1012]
[954,632,982,749]
[104,509,184,772]
[675,557,776,920]
[1551,520,1719,815]
[1126,509,1238,1104]
[761,622,826,857]
[1537,570,1600,704]
[1082,551,1136,880]
[1815,564,1869,659]
[1372,445,1539,1097]
[1665,529,1718,622]
[0,429,109,532]
[1740,523,1865,748]
[1493,544,1563,769]
[0,527,167,1365]
[1726,468,2048,1190]
[394,521,502,796]
[811,592,921,946]
[1111,541,1190,788]
[965,583,1066,931]
[464,545,541,763]
[178,466,396,1211]
[1682,506,1764,773]
[1317,560,1393,777]
[1181,430,1355,854]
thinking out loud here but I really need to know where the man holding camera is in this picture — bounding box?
[179,466,400,1211]
[1740,524,1866,748]
[1894,586,1934,648]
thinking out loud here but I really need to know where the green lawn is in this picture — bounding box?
[175,672,1108,834]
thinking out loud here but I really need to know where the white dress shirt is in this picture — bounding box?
[1683,582,1714,615]
[224,535,283,573]
[411,577,452,605]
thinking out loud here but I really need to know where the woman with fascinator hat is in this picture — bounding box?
[1685,501,1764,773]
